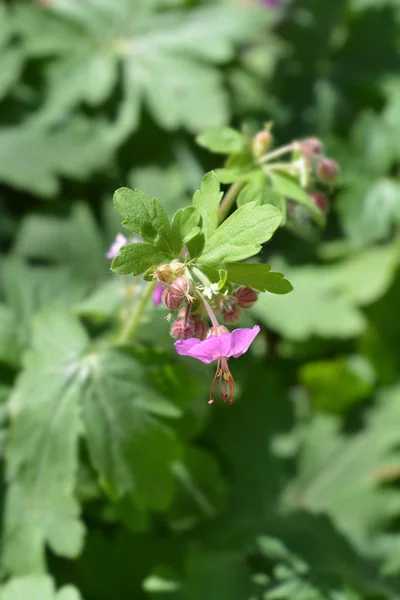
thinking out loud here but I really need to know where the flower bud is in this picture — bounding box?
[311,191,329,213]
[252,130,273,159]
[206,325,229,338]
[193,319,209,340]
[300,137,323,156]
[154,263,174,283]
[170,318,196,340]
[162,277,192,311]
[154,262,185,284]
[222,306,242,324]
[234,286,258,308]
[317,158,340,183]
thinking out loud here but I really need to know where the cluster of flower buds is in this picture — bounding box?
[297,137,340,215]
[210,286,258,325]
[153,260,260,341]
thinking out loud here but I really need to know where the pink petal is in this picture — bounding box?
[230,326,261,358]
[174,325,260,364]
[153,283,164,306]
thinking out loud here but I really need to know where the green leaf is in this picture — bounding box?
[198,203,282,266]
[16,3,271,133]
[282,385,400,544]
[196,127,246,154]
[13,203,106,282]
[111,242,167,276]
[0,49,24,102]
[3,308,88,575]
[171,206,202,254]
[0,305,21,368]
[1,259,91,348]
[253,244,400,340]
[113,188,172,252]
[299,355,375,414]
[168,447,226,530]
[183,549,254,600]
[236,175,267,207]
[268,172,325,226]
[192,172,223,240]
[0,576,82,600]
[0,118,114,197]
[82,348,182,510]
[337,178,400,245]
[225,263,293,295]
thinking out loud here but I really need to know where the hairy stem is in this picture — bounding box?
[256,142,296,165]
[218,181,244,223]
[191,266,212,288]
[117,280,157,344]
[197,290,219,328]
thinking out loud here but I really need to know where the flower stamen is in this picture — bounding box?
[209,357,235,405]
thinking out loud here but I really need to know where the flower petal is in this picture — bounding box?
[106,233,128,259]
[174,333,232,364]
[174,326,260,364]
[152,282,164,306]
[230,325,261,358]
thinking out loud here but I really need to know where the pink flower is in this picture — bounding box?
[106,233,143,259]
[261,0,280,5]
[106,233,128,259]
[174,325,260,404]
[153,282,164,306]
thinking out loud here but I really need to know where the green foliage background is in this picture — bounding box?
[2,0,400,598]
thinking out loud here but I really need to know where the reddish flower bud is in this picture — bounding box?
[193,319,209,340]
[170,318,196,340]
[234,286,258,308]
[162,277,192,311]
[317,158,340,183]
[252,130,273,159]
[206,325,229,338]
[301,137,323,156]
[311,191,330,213]
[222,306,242,324]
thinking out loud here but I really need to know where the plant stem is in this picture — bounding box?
[116,280,157,344]
[256,143,296,165]
[197,290,219,328]
[218,181,244,223]
[191,266,212,288]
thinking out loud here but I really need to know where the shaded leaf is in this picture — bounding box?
[225,262,293,295]
[3,308,88,574]
[196,127,246,154]
[82,348,182,510]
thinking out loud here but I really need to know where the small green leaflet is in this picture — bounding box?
[198,202,282,265]
[192,171,222,240]
[113,188,172,253]
[196,127,246,154]
[111,242,168,276]
[170,206,202,254]
[268,171,326,227]
[225,263,293,295]
[0,576,82,600]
